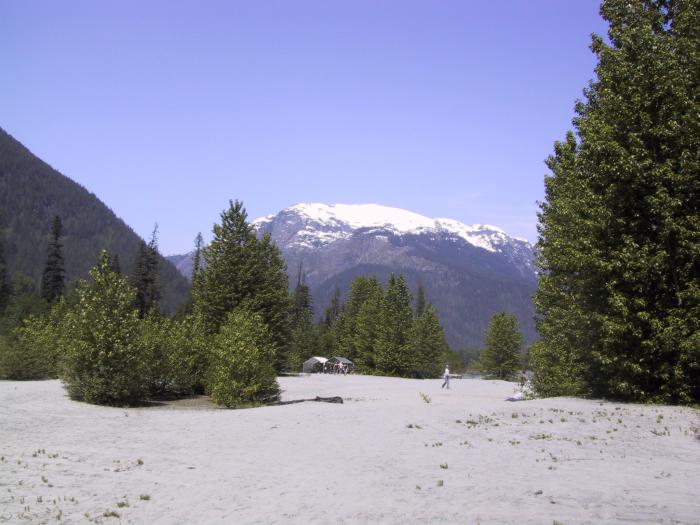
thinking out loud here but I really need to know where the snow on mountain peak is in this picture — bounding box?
[254,203,529,253]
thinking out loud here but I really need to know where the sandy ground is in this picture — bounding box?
[1,376,699,525]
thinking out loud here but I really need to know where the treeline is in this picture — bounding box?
[0,201,287,407]
[0,199,463,406]
[287,273,456,378]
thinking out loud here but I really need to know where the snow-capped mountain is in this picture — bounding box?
[254,203,528,252]
[253,203,535,278]
[169,203,538,349]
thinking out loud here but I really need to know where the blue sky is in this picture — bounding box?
[1,1,608,255]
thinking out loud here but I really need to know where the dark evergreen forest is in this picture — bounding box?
[0,128,189,314]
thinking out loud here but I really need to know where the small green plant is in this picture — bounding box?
[116,501,129,508]
[103,510,121,518]
[440,463,448,469]
[419,392,431,404]
[139,494,151,501]
[437,479,444,487]
[136,458,144,465]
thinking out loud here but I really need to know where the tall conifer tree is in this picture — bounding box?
[192,232,203,282]
[288,264,318,371]
[376,274,414,376]
[193,200,290,371]
[354,276,384,371]
[409,304,448,377]
[40,216,65,304]
[534,0,700,402]
[132,225,161,318]
[480,312,522,380]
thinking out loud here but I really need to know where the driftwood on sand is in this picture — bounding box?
[273,396,343,405]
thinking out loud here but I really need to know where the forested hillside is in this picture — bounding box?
[0,128,189,313]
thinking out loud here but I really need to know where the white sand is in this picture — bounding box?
[1,376,699,524]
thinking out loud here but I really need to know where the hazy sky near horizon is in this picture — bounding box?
[2,1,608,255]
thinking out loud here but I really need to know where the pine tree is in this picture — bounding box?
[40,216,65,304]
[354,276,384,371]
[206,307,280,407]
[60,251,146,405]
[335,276,373,361]
[480,312,522,380]
[109,254,121,276]
[323,287,342,327]
[408,304,448,378]
[192,232,203,282]
[288,264,318,371]
[193,200,290,371]
[375,274,414,376]
[534,0,700,403]
[132,225,161,318]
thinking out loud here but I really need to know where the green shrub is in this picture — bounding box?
[60,252,147,405]
[206,307,279,408]
[166,314,210,395]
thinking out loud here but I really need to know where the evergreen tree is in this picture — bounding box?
[375,274,414,376]
[40,216,65,304]
[335,276,374,361]
[60,251,146,405]
[193,200,290,371]
[206,307,280,407]
[480,312,522,380]
[192,232,203,282]
[534,0,700,402]
[408,304,448,378]
[109,253,121,276]
[323,287,342,327]
[288,265,318,371]
[354,276,384,371]
[131,225,161,318]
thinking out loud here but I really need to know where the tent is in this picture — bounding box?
[302,356,328,373]
[326,356,354,374]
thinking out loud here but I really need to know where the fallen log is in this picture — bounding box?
[274,396,343,405]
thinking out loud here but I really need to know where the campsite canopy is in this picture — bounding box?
[328,356,353,365]
[326,356,355,373]
[302,356,327,373]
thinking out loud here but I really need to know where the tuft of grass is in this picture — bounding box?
[103,510,121,518]
[139,494,151,501]
[437,479,444,487]
[419,392,431,404]
[116,501,129,508]
[136,458,144,466]
[440,463,448,469]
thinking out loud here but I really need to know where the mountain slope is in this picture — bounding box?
[0,128,189,313]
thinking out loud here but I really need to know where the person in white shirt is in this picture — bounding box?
[441,365,450,389]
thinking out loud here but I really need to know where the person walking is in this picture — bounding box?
[441,365,450,389]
